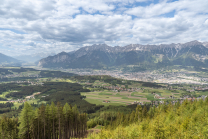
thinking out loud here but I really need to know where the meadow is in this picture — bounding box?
[81,90,151,106]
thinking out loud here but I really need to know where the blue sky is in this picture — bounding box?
[0,0,208,57]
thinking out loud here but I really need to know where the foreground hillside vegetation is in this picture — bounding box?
[0,102,87,139]
[1,98,208,138]
[88,98,208,139]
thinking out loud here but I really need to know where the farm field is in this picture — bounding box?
[0,67,208,119]
[80,79,208,106]
[81,90,151,106]
[50,78,75,83]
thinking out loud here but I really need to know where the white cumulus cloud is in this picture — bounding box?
[0,0,207,56]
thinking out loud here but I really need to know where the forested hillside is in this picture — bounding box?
[0,82,101,117]
[0,102,87,139]
[1,98,208,138]
[88,98,208,138]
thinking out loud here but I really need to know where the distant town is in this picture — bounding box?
[61,68,208,85]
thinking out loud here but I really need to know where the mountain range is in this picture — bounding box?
[38,40,208,70]
[0,53,21,66]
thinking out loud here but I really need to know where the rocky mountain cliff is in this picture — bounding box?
[38,40,208,70]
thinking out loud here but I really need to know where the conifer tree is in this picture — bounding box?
[39,104,46,139]
[45,104,51,139]
[0,115,19,139]
[56,102,63,139]
[148,106,155,118]
[12,117,19,139]
[135,105,142,122]
[63,103,72,138]
[31,108,39,139]
[0,101,88,139]
[50,102,57,139]
[123,114,130,126]
[0,115,7,139]
[142,106,148,119]
[19,102,34,139]
[72,105,79,136]
[129,111,135,124]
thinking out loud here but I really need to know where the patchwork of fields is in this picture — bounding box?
[0,67,208,117]
[81,90,151,106]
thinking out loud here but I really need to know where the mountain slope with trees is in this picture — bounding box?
[1,98,208,138]
[0,102,87,139]
[88,98,208,138]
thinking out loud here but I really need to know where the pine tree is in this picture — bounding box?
[5,116,19,139]
[0,115,7,139]
[135,105,142,122]
[72,105,79,136]
[45,104,51,139]
[123,114,130,126]
[31,108,39,139]
[129,111,135,124]
[56,102,63,139]
[19,102,34,139]
[12,117,19,139]
[50,102,57,139]
[63,103,72,138]
[39,104,46,139]
[142,106,148,119]
[0,102,89,139]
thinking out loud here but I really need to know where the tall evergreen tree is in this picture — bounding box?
[39,104,46,139]
[129,111,135,124]
[142,106,148,119]
[50,102,57,139]
[19,102,34,139]
[45,104,51,139]
[135,105,142,122]
[56,102,63,139]
[0,102,88,139]
[63,103,71,139]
